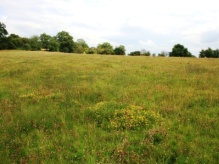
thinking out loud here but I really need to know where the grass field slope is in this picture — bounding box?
[0,51,219,163]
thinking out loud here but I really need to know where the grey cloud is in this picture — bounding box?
[201,31,219,43]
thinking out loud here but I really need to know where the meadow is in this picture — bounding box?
[0,50,218,163]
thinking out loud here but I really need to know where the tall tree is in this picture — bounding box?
[0,22,9,50]
[40,33,51,50]
[29,35,41,51]
[40,33,59,51]
[56,31,74,53]
[0,22,8,38]
[170,44,192,57]
[48,37,60,52]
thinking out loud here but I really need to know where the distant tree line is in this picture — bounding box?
[1,22,219,58]
[0,22,126,55]
[129,44,196,57]
[199,48,219,58]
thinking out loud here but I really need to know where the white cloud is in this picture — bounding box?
[139,40,155,47]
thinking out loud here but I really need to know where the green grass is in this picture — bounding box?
[0,50,219,163]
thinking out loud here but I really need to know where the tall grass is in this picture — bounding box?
[0,50,219,163]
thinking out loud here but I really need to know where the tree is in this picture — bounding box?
[0,22,9,50]
[214,49,219,58]
[56,31,74,53]
[40,33,59,51]
[0,22,8,38]
[40,33,51,50]
[77,39,89,49]
[140,49,151,56]
[199,48,219,58]
[158,51,169,57]
[169,44,192,57]
[48,37,59,52]
[97,42,114,55]
[199,50,205,58]
[74,42,84,54]
[7,34,23,49]
[21,37,31,50]
[29,35,41,51]
[152,53,156,57]
[129,51,141,56]
[74,39,89,53]
[114,45,126,55]
[86,47,97,54]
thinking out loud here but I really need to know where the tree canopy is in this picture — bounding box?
[74,39,89,54]
[0,22,8,38]
[97,42,114,55]
[169,44,192,57]
[40,33,59,52]
[56,31,74,53]
[129,51,141,56]
[114,45,126,55]
[199,48,219,58]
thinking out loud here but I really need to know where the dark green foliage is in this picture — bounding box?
[0,22,9,50]
[56,31,74,53]
[129,51,141,56]
[169,44,192,57]
[23,43,31,50]
[114,45,126,55]
[40,33,51,50]
[199,48,219,58]
[29,36,41,51]
[0,37,9,50]
[214,49,219,58]
[40,33,60,52]
[7,34,24,50]
[0,22,8,38]
[48,37,60,52]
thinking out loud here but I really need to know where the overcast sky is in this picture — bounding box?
[1,0,219,56]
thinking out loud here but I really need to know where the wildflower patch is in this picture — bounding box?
[87,101,163,130]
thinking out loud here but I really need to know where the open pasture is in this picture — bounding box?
[0,51,218,163]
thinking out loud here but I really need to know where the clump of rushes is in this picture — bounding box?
[86,101,163,130]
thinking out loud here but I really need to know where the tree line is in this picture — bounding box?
[0,22,218,58]
[0,22,126,55]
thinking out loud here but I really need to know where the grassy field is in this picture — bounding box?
[0,50,219,163]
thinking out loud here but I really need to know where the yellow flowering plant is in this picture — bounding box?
[87,101,163,130]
